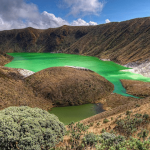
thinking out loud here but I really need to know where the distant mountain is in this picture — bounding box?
[0,17,150,64]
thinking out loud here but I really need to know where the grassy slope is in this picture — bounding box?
[25,67,114,107]
[121,79,150,97]
[0,51,13,66]
[0,67,114,110]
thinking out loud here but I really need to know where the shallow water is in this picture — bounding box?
[49,104,96,125]
[5,53,150,124]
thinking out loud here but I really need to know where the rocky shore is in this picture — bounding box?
[17,69,34,78]
[122,60,150,78]
[65,66,93,71]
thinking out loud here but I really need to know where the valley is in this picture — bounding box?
[0,16,150,149]
[4,53,150,124]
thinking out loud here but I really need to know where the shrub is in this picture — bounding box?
[82,133,101,146]
[0,106,66,150]
[143,114,149,120]
[101,128,106,133]
[115,112,150,136]
[67,121,89,149]
[138,129,149,140]
[90,122,94,126]
[126,110,131,116]
[100,132,125,147]
[135,104,140,107]
[101,132,116,141]
[134,113,142,118]
[103,118,109,123]
[97,122,100,126]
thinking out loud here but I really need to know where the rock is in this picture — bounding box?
[122,60,150,77]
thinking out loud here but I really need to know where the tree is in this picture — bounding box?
[0,106,66,150]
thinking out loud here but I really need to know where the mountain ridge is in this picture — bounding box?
[0,17,150,65]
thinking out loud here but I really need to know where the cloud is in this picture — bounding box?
[41,11,69,28]
[105,19,111,23]
[0,17,27,31]
[0,0,39,21]
[63,0,105,16]
[71,18,97,26]
[0,0,98,31]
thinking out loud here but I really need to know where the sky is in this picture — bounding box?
[0,0,150,31]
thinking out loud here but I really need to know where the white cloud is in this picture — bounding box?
[71,18,97,26]
[0,0,39,21]
[41,11,69,27]
[0,17,27,31]
[0,0,98,31]
[63,0,105,16]
[105,19,111,23]
[89,21,98,26]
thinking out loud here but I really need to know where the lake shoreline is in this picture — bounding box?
[94,103,105,114]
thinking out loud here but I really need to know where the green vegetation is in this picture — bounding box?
[0,106,66,150]
[1,107,150,150]
[55,111,150,149]
[95,136,150,150]
[56,123,150,149]
[103,118,110,123]
[115,112,150,137]
[82,133,101,147]
[67,121,89,149]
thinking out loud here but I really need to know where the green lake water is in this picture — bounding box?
[5,53,150,124]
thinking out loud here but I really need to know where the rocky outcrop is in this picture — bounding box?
[122,60,150,77]
[0,67,34,79]
[65,66,92,71]
[17,69,34,78]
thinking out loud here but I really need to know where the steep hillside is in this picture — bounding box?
[0,17,150,64]
[25,67,114,106]
[0,51,13,65]
[0,67,51,110]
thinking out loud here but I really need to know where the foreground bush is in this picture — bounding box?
[95,136,150,150]
[0,106,66,150]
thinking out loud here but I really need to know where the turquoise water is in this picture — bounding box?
[5,53,150,96]
[5,53,150,124]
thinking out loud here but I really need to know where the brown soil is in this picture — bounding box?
[25,67,114,107]
[121,79,150,97]
[0,17,150,64]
